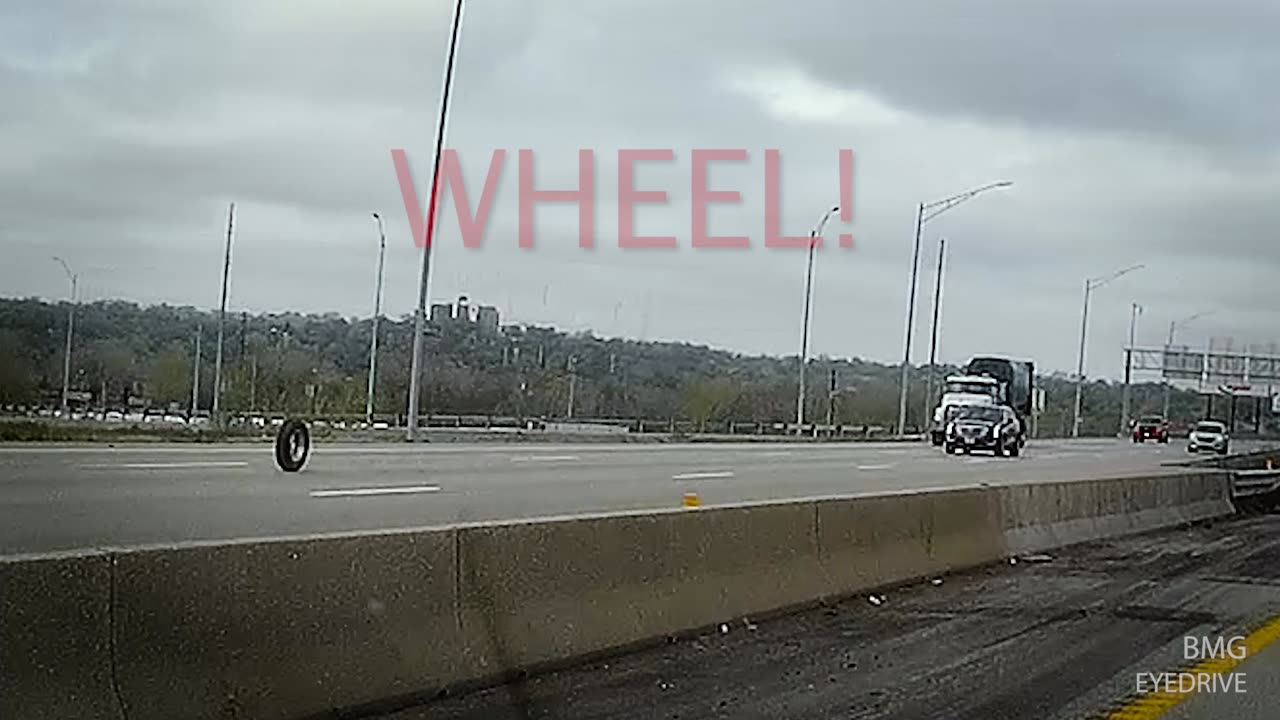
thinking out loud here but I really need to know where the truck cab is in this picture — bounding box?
[930,375,1001,446]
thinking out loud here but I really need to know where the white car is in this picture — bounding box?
[1187,421,1229,455]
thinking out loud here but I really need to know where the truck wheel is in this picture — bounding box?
[993,439,1004,457]
[275,419,311,472]
[931,432,943,447]
[1008,440,1020,457]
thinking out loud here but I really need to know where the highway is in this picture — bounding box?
[0,438,1262,556]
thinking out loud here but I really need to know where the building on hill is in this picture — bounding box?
[429,303,452,326]
[476,305,499,334]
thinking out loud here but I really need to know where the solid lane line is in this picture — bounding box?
[671,471,735,480]
[857,463,896,471]
[510,455,581,463]
[310,485,441,499]
[78,461,250,470]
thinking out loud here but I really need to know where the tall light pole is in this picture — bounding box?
[212,202,235,425]
[796,205,840,435]
[191,325,202,417]
[896,181,1012,436]
[1162,310,1214,418]
[52,256,77,416]
[1071,263,1144,437]
[366,213,388,426]
[922,237,947,425]
[566,355,578,419]
[1120,302,1143,435]
[407,0,466,441]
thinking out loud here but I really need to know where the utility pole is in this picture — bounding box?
[922,237,947,426]
[1120,302,1142,435]
[249,356,258,414]
[212,202,235,426]
[191,325,202,417]
[825,367,837,430]
[406,0,466,441]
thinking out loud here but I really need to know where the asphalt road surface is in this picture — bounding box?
[0,438,1269,555]
[382,513,1280,720]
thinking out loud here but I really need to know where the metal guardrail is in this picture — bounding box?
[1232,469,1280,499]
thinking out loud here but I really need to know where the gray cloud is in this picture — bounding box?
[2,0,1277,383]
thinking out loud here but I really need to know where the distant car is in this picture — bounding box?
[944,405,1021,457]
[1187,421,1229,455]
[1132,415,1170,444]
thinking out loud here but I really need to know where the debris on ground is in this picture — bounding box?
[868,594,884,606]
[719,623,729,634]
[930,578,943,586]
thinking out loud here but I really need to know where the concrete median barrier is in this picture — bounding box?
[0,470,1239,719]
[816,487,1005,595]
[0,552,121,720]
[111,531,463,720]
[999,472,1233,555]
[457,501,825,675]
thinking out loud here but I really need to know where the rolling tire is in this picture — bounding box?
[993,439,1004,457]
[275,419,311,472]
[1008,440,1020,457]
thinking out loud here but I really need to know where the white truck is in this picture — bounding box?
[929,375,1002,446]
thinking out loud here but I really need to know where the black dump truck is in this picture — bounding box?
[964,356,1035,446]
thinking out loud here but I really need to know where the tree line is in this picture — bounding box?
[0,297,1233,436]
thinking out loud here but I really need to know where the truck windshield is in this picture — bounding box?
[944,381,995,396]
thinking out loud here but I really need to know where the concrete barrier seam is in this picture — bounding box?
[108,553,129,720]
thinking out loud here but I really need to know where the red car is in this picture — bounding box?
[1131,415,1170,443]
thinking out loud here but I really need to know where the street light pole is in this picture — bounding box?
[212,202,235,426]
[366,213,387,426]
[922,237,947,426]
[796,205,840,435]
[407,0,466,441]
[896,181,1012,436]
[52,256,77,416]
[1162,311,1214,418]
[1071,264,1144,437]
[896,203,925,437]
[191,325,202,417]
[1120,302,1143,435]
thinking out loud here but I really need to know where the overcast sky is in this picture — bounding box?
[4,0,1279,380]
